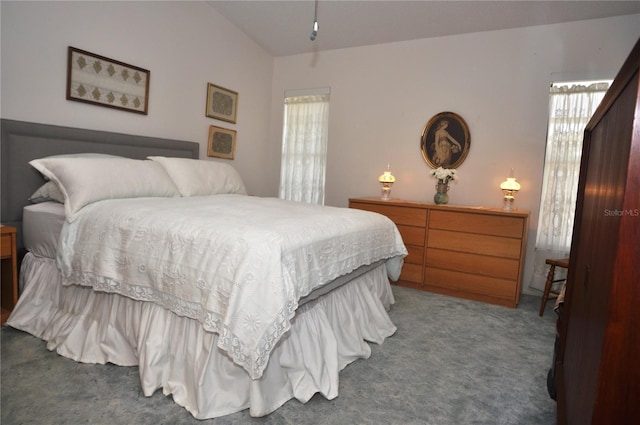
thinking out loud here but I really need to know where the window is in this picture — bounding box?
[530,80,610,290]
[279,88,330,204]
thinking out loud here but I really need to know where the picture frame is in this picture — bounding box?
[420,111,470,169]
[206,83,238,123]
[207,125,237,159]
[66,46,150,114]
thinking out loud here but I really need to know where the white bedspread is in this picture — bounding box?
[56,195,407,379]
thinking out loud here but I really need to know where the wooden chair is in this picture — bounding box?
[539,258,569,317]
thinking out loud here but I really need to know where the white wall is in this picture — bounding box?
[0,0,274,196]
[270,14,640,294]
[2,1,639,296]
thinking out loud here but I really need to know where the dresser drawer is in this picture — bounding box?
[350,202,426,227]
[429,210,524,238]
[405,244,424,265]
[424,267,516,300]
[399,263,422,283]
[397,224,426,247]
[427,229,522,259]
[426,248,519,280]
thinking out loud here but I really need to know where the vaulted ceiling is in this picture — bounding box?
[207,0,640,56]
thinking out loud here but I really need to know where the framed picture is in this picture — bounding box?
[66,46,150,114]
[206,83,238,123]
[420,111,471,169]
[207,125,237,159]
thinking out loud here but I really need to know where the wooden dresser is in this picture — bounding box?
[349,198,529,308]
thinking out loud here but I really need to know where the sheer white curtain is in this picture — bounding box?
[279,91,330,204]
[529,81,610,290]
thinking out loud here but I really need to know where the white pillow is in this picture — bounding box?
[29,153,124,204]
[148,156,247,197]
[29,157,179,221]
[29,181,65,204]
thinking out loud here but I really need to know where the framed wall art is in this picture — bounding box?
[207,125,237,159]
[420,111,471,169]
[206,83,238,123]
[66,46,150,114]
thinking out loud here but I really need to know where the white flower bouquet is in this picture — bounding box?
[430,167,459,184]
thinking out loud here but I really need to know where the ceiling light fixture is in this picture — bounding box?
[310,0,319,41]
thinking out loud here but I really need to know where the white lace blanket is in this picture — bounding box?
[56,195,407,379]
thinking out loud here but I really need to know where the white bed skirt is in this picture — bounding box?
[8,253,397,419]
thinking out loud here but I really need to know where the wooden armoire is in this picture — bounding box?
[556,38,640,424]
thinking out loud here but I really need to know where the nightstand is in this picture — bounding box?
[1,225,18,324]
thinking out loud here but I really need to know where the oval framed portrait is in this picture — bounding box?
[420,111,470,169]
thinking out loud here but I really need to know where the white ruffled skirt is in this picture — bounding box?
[8,253,397,419]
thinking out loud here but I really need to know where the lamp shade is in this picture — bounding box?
[378,171,396,183]
[500,177,521,191]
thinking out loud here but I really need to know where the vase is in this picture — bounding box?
[434,181,449,205]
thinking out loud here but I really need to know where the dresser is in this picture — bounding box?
[349,198,529,308]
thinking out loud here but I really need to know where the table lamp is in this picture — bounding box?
[500,169,521,211]
[378,164,395,200]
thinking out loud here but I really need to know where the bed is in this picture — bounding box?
[1,119,407,419]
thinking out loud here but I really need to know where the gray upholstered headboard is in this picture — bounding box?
[1,118,199,252]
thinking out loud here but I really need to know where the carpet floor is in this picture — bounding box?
[1,286,558,425]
